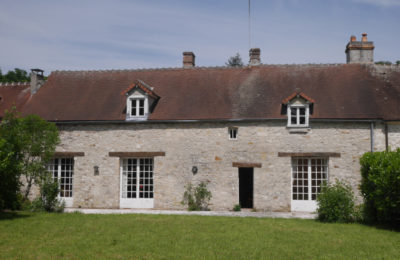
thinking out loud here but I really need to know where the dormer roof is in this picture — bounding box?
[122,79,160,99]
[282,92,315,104]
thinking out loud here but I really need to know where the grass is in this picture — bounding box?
[0,212,399,259]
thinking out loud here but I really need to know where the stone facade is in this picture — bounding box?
[50,120,399,212]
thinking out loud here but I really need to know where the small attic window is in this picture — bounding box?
[283,92,314,129]
[288,104,309,127]
[124,80,160,122]
[127,94,148,120]
[131,98,145,116]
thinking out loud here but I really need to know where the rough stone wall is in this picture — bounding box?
[388,124,400,149]
[55,121,384,211]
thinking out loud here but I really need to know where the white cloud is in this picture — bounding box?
[352,0,400,6]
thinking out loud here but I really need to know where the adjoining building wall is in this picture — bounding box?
[55,121,386,211]
[388,124,400,149]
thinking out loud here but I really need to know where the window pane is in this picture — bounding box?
[123,157,153,200]
[291,116,297,124]
[293,157,328,201]
[131,100,137,116]
[299,107,306,116]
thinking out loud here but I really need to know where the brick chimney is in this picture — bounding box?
[30,69,45,94]
[183,52,195,68]
[345,33,374,64]
[249,48,261,66]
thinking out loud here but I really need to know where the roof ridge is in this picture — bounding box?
[50,63,353,75]
[0,82,30,87]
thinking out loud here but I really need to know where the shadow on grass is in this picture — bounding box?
[0,211,32,221]
[363,222,400,232]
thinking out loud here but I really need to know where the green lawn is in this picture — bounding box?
[0,212,399,259]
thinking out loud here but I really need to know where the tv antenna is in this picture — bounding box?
[248,0,251,49]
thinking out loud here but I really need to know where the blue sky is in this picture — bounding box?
[0,0,399,74]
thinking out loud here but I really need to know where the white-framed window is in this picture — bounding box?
[46,158,74,207]
[126,92,149,120]
[120,158,154,208]
[130,98,145,116]
[291,158,328,212]
[287,104,309,127]
[229,127,238,140]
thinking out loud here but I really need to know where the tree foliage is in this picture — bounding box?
[19,114,60,199]
[0,108,59,210]
[0,68,30,83]
[360,149,400,226]
[225,53,244,67]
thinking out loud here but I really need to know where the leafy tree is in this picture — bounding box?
[0,68,30,83]
[396,60,400,65]
[0,109,23,210]
[375,61,392,65]
[19,115,60,199]
[225,53,244,67]
[0,108,59,204]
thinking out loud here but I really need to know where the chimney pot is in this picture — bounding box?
[350,35,356,42]
[362,33,368,42]
[183,52,195,68]
[249,48,261,66]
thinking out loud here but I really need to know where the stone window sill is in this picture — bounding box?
[287,127,310,134]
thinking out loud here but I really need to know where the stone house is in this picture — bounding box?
[2,34,400,212]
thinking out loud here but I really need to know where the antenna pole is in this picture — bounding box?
[248,0,251,49]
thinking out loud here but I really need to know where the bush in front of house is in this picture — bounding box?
[360,149,400,225]
[31,173,64,213]
[181,181,212,211]
[233,204,241,211]
[316,179,355,223]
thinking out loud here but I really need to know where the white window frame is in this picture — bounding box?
[229,127,238,140]
[120,158,154,209]
[287,104,309,127]
[46,157,74,207]
[126,92,149,121]
[291,157,329,212]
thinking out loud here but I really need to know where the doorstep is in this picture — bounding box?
[64,208,316,219]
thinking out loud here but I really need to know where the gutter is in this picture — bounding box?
[53,118,386,125]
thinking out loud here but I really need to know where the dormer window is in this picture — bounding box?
[288,105,309,127]
[131,98,145,117]
[282,92,314,129]
[123,80,160,121]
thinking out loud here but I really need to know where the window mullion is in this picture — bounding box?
[308,159,312,201]
[136,161,140,195]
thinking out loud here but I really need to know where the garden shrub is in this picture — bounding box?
[31,173,64,212]
[360,149,400,225]
[233,204,241,212]
[182,181,212,211]
[316,179,355,223]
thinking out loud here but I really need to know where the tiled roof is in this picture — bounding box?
[0,82,30,119]
[20,64,400,121]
